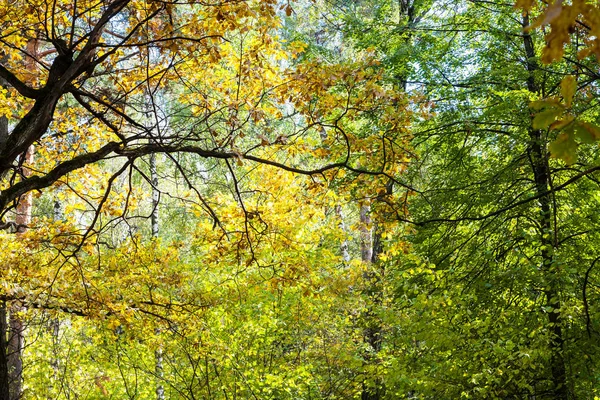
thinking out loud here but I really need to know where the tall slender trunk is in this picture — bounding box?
[47,199,63,398]
[151,153,159,239]
[335,205,351,264]
[360,203,385,400]
[8,144,34,400]
[145,89,164,399]
[359,1,421,396]
[7,303,24,400]
[150,151,165,400]
[48,317,60,399]
[522,15,568,399]
[360,205,373,264]
[0,302,10,399]
[0,61,10,399]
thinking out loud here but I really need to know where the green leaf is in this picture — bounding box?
[532,108,561,129]
[529,100,548,111]
[549,132,578,164]
[529,97,562,111]
[575,122,600,144]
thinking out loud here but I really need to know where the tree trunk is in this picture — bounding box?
[522,15,568,399]
[145,90,165,399]
[150,151,165,400]
[6,144,33,400]
[6,38,38,400]
[335,205,351,264]
[151,152,159,239]
[0,58,10,400]
[0,302,10,400]
[8,144,34,400]
[7,302,24,400]
[47,199,63,398]
[360,203,385,400]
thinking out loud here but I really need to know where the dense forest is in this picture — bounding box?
[0,0,599,398]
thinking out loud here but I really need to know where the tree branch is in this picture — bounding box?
[0,65,40,99]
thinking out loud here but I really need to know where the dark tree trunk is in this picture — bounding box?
[522,15,568,400]
[0,73,11,400]
[360,204,384,400]
[7,304,24,400]
[360,182,392,400]
[0,302,10,400]
[5,39,38,400]
[361,220,385,400]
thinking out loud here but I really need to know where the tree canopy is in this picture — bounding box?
[1,0,600,399]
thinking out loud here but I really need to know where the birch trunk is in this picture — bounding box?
[150,150,165,400]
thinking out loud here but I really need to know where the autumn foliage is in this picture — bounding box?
[0,0,600,398]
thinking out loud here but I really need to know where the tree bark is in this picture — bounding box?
[47,199,63,398]
[7,303,24,400]
[7,144,33,400]
[0,0,129,177]
[0,302,10,400]
[360,203,385,400]
[7,38,38,400]
[150,151,165,400]
[522,15,568,400]
[151,153,160,239]
[0,62,10,400]
[335,205,351,264]
[146,91,165,399]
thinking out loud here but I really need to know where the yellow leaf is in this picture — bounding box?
[560,75,576,108]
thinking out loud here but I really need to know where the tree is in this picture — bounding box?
[368,0,600,397]
[3,0,600,398]
[0,0,412,397]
